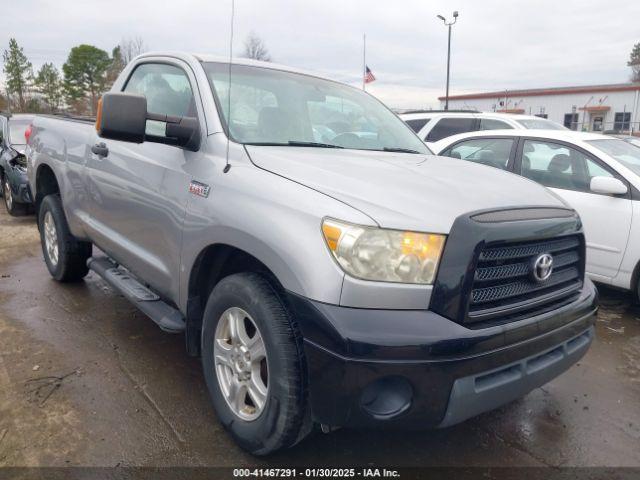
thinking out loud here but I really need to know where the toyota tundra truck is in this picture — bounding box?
[26,53,598,455]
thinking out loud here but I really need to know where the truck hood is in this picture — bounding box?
[245,146,566,233]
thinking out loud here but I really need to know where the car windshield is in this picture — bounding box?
[587,138,640,175]
[203,62,430,154]
[9,119,31,145]
[515,118,567,130]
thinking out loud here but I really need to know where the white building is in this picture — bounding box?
[440,83,640,133]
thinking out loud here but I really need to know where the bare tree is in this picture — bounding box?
[120,36,148,65]
[629,42,640,82]
[242,32,272,62]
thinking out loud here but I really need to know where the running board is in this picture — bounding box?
[87,256,185,333]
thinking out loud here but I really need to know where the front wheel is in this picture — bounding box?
[38,194,92,282]
[3,175,28,216]
[201,273,309,455]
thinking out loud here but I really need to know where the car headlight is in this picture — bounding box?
[321,218,446,284]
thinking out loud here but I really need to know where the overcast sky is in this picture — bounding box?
[1,0,639,109]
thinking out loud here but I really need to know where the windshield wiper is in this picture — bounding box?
[288,141,343,148]
[244,141,343,149]
[382,147,422,154]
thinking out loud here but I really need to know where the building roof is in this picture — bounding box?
[438,83,640,101]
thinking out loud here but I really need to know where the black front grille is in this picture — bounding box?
[467,235,584,325]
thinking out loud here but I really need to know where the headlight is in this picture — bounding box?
[322,218,446,284]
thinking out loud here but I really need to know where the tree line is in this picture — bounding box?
[0,33,273,117]
[1,37,147,116]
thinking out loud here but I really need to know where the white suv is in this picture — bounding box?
[400,111,566,146]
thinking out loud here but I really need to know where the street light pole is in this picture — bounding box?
[437,11,459,111]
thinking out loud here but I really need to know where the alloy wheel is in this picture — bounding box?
[3,178,12,211]
[43,211,59,266]
[214,307,269,421]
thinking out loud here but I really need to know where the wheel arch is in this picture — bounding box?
[184,243,290,356]
[34,163,60,215]
[630,257,640,296]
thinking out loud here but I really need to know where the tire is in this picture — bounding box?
[38,194,92,282]
[201,272,308,455]
[3,175,29,216]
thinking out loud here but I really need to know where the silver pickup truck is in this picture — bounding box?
[27,52,598,455]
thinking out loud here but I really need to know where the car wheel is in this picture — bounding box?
[38,194,92,282]
[3,175,28,216]
[201,272,309,455]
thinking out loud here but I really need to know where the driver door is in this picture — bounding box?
[85,61,201,300]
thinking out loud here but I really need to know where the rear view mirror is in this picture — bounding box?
[97,92,200,151]
[590,176,628,195]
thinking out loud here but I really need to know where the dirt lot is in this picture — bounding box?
[0,208,639,468]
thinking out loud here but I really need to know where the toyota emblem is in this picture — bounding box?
[532,253,554,282]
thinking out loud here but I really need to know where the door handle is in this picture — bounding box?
[91,142,109,158]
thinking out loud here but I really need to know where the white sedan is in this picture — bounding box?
[433,130,640,299]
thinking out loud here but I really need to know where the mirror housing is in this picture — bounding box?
[590,176,628,195]
[98,93,147,143]
[148,112,201,152]
[97,92,200,151]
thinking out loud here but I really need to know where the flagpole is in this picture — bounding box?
[362,34,366,91]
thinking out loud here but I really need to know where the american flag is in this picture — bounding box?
[364,65,376,84]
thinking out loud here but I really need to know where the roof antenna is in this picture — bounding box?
[223,0,235,174]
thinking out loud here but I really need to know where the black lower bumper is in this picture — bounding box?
[288,279,598,429]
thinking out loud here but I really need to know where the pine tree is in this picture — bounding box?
[63,44,111,115]
[2,38,33,112]
[34,63,63,112]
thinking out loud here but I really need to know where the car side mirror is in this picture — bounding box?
[590,176,628,195]
[97,92,200,151]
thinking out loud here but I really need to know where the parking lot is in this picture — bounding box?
[0,208,637,468]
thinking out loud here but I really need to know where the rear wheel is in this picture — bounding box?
[201,273,308,455]
[3,175,28,216]
[38,194,92,282]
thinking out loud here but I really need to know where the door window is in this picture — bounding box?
[592,116,603,132]
[478,118,512,130]
[443,138,514,170]
[426,117,475,142]
[124,63,195,136]
[520,139,616,194]
[404,118,430,133]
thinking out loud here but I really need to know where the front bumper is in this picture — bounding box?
[288,279,598,429]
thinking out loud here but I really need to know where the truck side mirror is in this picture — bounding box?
[97,92,201,152]
[97,93,147,143]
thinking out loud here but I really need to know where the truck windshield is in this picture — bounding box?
[203,62,430,154]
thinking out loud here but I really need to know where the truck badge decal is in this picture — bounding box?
[189,181,210,198]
